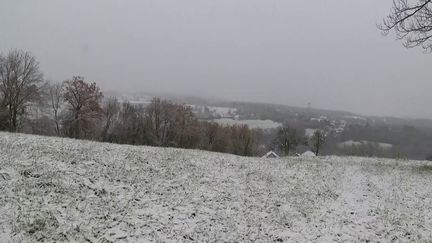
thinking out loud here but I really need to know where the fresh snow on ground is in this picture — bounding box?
[1,132,432,242]
[305,128,317,138]
[339,140,393,149]
[301,151,316,157]
[213,118,282,129]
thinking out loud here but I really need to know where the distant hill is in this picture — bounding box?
[105,91,432,128]
[101,91,432,160]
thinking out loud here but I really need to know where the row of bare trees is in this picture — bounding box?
[0,50,263,156]
[273,125,326,156]
[104,98,202,149]
[101,98,262,156]
[1,49,325,157]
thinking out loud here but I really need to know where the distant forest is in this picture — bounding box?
[2,49,432,160]
[222,101,432,160]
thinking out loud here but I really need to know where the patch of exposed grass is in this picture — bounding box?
[415,164,432,173]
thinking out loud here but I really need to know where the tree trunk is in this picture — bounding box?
[54,110,60,136]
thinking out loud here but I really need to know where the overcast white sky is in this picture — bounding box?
[1,0,432,118]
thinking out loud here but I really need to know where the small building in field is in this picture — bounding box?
[301,151,316,157]
[262,151,280,159]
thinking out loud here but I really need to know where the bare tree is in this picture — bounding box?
[0,50,43,131]
[0,55,6,130]
[101,97,120,141]
[113,102,149,145]
[146,98,163,144]
[172,105,201,148]
[203,122,220,148]
[145,98,203,148]
[275,125,299,156]
[310,130,326,156]
[146,98,176,146]
[0,55,4,108]
[230,124,254,156]
[63,76,103,138]
[201,122,230,152]
[48,82,63,136]
[379,0,432,51]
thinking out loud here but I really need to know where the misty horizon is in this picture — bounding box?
[104,88,432,120]
[2,0,432,119]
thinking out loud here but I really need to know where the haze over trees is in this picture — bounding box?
[2,49,432,159]
[0,50,282,157]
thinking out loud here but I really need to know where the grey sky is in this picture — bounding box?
[1,0,431,118]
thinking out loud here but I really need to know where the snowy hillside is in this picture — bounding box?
[1,132,432,242]
[213,118,282,129]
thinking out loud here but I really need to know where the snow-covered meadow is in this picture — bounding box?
[213,118,282,129]
[1,132,432,242]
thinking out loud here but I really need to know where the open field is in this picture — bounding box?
[212,118,282,129]
[1,132,432,242]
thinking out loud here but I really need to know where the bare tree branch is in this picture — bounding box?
[379,0,432,51]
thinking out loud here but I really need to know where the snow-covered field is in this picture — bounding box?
[213,118,282,129]
[339,140,393,149]
[305,128,317,138]
[190,105,238,118]
[1,132,432,242]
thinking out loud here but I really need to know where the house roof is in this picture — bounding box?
[262,150,280,158]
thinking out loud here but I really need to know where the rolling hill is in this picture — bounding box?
[0,132,431,242]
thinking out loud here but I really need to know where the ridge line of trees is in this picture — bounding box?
[0,49,325,157]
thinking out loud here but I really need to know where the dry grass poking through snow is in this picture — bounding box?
[1,132,432,242]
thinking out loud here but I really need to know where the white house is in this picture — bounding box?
[262,151,280,159]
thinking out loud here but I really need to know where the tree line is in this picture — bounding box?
[0,49,326,157]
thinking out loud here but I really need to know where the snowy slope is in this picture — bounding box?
[213,118,282,129]
[1,132,432,242]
